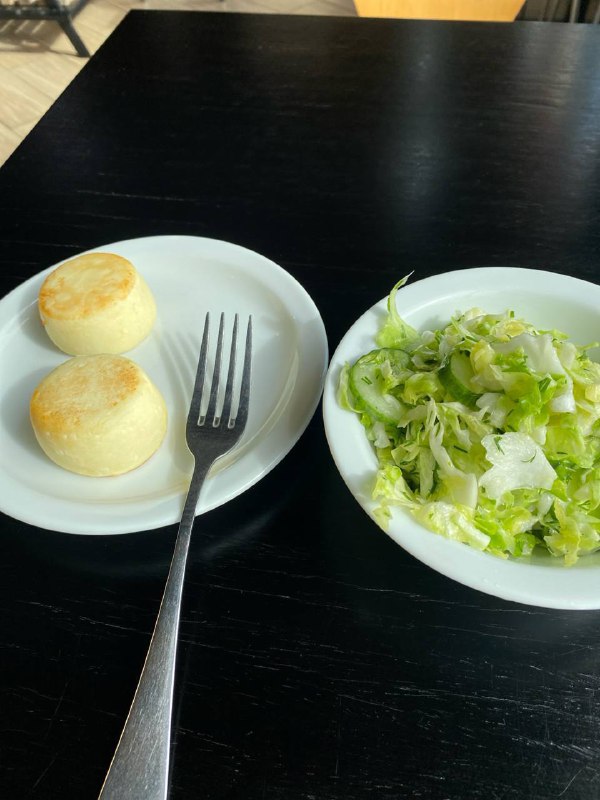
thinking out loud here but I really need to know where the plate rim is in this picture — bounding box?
[0,234,329,535]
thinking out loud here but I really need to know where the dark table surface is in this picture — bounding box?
[2,10,600,800]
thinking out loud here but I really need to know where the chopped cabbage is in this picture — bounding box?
[341,277,600,565]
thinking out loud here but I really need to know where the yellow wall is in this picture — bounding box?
[353,0,525,20]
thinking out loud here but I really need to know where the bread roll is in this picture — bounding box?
[30,355,167,477]
[39,252,156,355]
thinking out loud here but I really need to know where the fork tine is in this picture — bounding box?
[221,313,238,425]
[231,316,252,430]
[205,312,225,426]
[188,312,210,426]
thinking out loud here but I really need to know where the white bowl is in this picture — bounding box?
[323,267,600,610]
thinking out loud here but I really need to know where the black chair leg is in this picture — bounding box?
[58,13,90,56]
[46,0,90,57]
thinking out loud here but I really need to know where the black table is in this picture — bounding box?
[2,11,600,800]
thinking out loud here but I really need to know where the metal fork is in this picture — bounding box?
[98,312,252,800]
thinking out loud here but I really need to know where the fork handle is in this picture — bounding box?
[98,459,209,800]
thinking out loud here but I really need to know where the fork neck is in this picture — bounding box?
[179,459,211,538]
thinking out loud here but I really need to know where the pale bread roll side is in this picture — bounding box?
[39,252,156,355]
[30,355,167,477]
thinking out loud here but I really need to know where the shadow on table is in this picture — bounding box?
[0,415,321,583]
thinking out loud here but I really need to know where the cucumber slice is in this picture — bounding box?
[439,351,480,406]
[349,348,410,424]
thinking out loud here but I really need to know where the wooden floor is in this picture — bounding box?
[0,0,357,166]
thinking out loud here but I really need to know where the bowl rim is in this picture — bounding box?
[323,266,600,610]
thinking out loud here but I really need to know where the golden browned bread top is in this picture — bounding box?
[39,252,136,321]
[30,355,142,434]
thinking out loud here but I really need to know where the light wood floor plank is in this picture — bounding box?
[0,118,21,164]
[13,51,84,100]
[0,64,56,128]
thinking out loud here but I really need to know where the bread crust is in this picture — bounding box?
[30,355,167,476]
[39,252,157,355]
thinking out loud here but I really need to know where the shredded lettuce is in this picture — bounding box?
[341,277,600,565]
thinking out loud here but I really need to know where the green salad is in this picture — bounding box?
[339,277,600,565]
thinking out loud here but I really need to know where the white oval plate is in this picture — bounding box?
[0,235,328,535]
[323,267,600,610]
